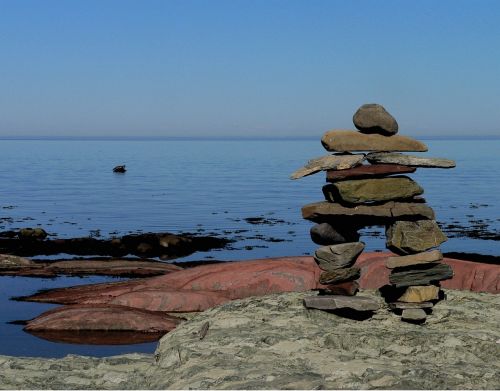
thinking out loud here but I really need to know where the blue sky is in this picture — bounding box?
[0,0,499,138]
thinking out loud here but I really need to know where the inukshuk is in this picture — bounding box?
[291,103,456,322]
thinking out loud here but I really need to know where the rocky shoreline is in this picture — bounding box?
[1,288,499,389]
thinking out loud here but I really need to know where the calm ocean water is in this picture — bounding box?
[0,137,498,357]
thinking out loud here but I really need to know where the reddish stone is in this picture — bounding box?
[326,164,416,181]
[24,304,182,332]
[440,258,500,293]
[109,289,231,312]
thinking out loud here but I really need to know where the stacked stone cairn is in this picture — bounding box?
[291,103,456,322]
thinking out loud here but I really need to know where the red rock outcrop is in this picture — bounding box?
[21,254,499,308]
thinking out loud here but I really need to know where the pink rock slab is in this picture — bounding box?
[110,289,231,312]
[24,304,181,332]
[23,254,499,308]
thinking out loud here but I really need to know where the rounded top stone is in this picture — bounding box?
[353,103,399,135]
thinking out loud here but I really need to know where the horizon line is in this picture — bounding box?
[0,135,499,141]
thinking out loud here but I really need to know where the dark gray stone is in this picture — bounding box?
[310,223,359,245]
[389,263,453,287]
[353,103,399,135]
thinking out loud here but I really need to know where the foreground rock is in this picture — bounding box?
[290,154,364,179]
[1,290,499,390]
[389,263,454,287]
[367,152,456,168]
[321,130,427,152]
[353,103,399,135]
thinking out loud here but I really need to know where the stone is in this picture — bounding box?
[303,295,379,311]
[310,223,359,245]
[321,130,427,152]
[301,201,435,224]
[319,267,360,284]
[314,242,365,271]
[326,164,416,181]
[352,103,399,135]
[389,263,454,287]
[325,176,424,204]
[386,250,443,269]
[24,304,182,333]
[386,220,447,255]
[290,154,364,179]
[389,301,434,310]
[367,152,456,168]
[397,285,440,302]
[318,280,359,296]
[401,308,427,322]
[18,228,48,240]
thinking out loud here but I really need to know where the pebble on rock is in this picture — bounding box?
[352,103,399,135]
[401,308,427,322]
